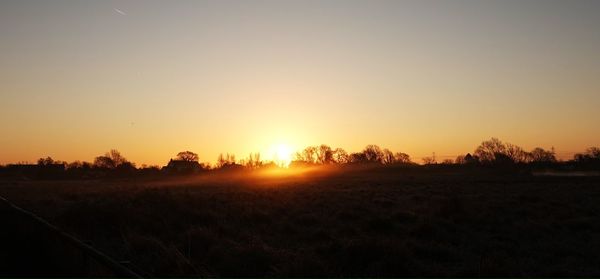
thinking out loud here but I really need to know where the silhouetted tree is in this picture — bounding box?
[474,138,506,162]
[574,147,600,163]
[317,144,334,164]
[217,153,236,168]
[94,149,129,169]
[176,151,199,162]
[394,152,411,164]
[349,152,368,163]
[589,147,600,158]
[116,161,136,173]
[529,147,556,163]
[455,155,467,164]
[363,145,383,163]
[441,159,454,164]
[217,154,225,167]
[422,156,436,165]
[463,153,480,164]
[332,148,349,164]
[381,149,395,164]
[474,138,529,164]
[199,162,212,170]
[243,153,262,169]
[108,149,128,165]
[67,161,92,170]
[67,161,82,169]
[303,146,317,164]
[94,156,116,169]
[37,156,55,165]
[505,143,529,163]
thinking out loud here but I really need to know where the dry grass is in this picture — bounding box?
[1,167,599,277]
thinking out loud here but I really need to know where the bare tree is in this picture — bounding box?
[394,152,411,164]
[363,145,383,163]
[529,147,556,163]
[317,144,334,164]
[94,156,115,168]
[381,149,395,164]
[422,156,437,165]
[176,151,199,162]
[244,153,262,169]
[574,147,600,162]
[474,138,506,162]
[332,148,349,164]
[588,147,600,158]
[302,146,317,164]
[109,150,128,166]
[37,156,55,165]
[217,153,236,168]
[217,153,226,168]
[94,149,129,169]
[505,143,528,163]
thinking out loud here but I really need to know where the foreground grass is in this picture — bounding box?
[1,167,599,276]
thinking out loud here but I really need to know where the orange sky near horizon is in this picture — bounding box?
[1,0,599,166]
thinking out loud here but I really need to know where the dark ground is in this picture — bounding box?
[1,166,599,277]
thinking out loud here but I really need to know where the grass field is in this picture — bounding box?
[1,166,599,277]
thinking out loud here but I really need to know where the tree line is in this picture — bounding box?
[291,144,412,165]
[1,138,599,179]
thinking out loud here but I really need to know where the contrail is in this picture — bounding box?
[114,8,127,16]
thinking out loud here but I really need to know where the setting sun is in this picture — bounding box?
[272,144,293,167]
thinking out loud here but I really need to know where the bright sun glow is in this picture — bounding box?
[273,144,293,167]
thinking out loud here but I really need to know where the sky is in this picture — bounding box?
[1,0,599,166]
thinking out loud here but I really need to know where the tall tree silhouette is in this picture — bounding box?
[474,138,507,162]
[317,144,334,164]
[381,149,395,164]
[363,145,383,163]
[302,146,317,164]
